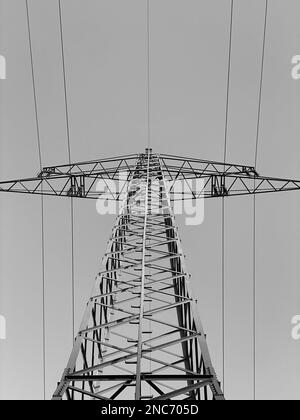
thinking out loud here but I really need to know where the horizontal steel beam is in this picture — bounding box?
[66,374,213,381]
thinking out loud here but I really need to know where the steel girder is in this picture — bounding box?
[52,151,224,400]
[0,151,300,201]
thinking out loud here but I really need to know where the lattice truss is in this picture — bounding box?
[1,152,300,201]
[52,152,224,400]
[1,150,300,400]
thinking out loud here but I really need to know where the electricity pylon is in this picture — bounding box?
[1,149,300,400]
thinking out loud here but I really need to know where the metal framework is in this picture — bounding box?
[1,151,300,201]
[1,149,299,400]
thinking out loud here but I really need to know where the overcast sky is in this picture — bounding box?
[0,0,300,400]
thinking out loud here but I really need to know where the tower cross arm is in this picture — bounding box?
[158,154,300,200]
[167,172,300,200]
[1,151,300,201]
[0,154,141,200]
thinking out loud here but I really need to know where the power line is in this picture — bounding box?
[254,0,268,169]
[253,0,269,401]
[223,0,234,164]
[25,0,42,169]
[221,197,225,393]
[146,0,151,148]
[58,0,75,343]
[222,0,234,395]
[25,0,46,400]
[58,0,71,164]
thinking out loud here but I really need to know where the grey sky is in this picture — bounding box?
[0,0,300,400]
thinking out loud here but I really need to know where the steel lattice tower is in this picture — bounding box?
[52,150,224,400]
[1,148,300,400]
